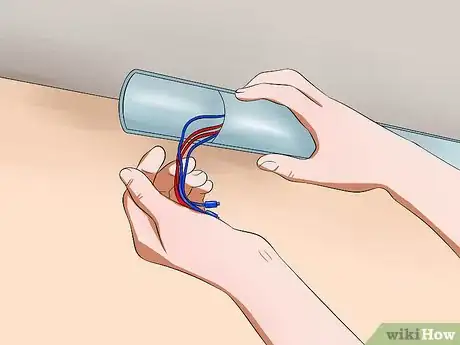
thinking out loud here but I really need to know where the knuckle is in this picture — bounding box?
[255,72,264,79]
[283,68,297,75]
[250,72,265,83]
[283,68,302,79]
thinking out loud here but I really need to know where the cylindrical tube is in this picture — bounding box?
[119,69,316,158]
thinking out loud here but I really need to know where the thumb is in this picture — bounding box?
[257,154,321,182]
[120,167,172,219]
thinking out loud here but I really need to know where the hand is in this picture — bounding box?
[235,68,415,191]
[120,146,363,345]
[120,145,271,290]
[141,146,213,204]
[236,69,460,257]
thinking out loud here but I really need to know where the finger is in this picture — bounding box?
[235,83,322,130]
[188,180,214,203]
[186,170,208,188]
[183,170,208,198]
[153,157,195,194]
[120,167,174,221]
[257,154,307,182]
[167,169,209,201]
[198,179,213,193]
[122,191,164,253]
[137,146,166,180]
[168,157,196,175]
[257,154,328,184]
[239,68,326,106]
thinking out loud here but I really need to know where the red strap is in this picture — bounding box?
[174,124,223,206]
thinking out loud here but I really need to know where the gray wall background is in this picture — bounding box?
[1,0,459,139]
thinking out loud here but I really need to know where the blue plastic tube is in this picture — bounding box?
[119,69,316,158]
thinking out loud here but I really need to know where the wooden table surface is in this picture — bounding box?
[0,78,459,344]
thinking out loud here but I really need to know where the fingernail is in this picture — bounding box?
[258,161,278,171]
[235,88,246,93]
[120,168,133,185]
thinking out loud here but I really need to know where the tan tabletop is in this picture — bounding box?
[0,78,459,344]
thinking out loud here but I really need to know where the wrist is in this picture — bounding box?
[208,235,288,296]
[211,237,362,345]
[383,138,459,196]
[179,229,281,294]
[380,139,460,253]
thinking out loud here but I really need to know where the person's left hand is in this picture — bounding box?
[121,145,276,291]
[138,146,213,204]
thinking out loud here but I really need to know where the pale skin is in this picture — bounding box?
[235,68,460,256]
[120,69,460,345]
[121,147,361,345]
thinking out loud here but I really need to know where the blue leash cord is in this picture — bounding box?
[176,114,225,218]
[180,134,220,218]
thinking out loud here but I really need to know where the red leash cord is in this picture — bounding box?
[174,124,223,206]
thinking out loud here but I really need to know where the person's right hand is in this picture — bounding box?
[235,68,417,192]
